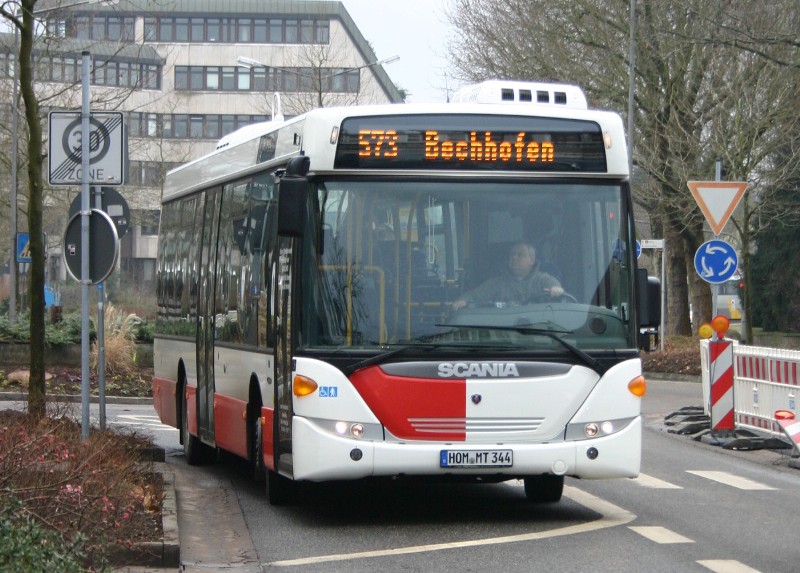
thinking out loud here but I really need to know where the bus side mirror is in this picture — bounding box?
[277,156,310,237]
[636,268,661,328]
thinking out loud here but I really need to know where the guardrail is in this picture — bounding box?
[701,340,800,440]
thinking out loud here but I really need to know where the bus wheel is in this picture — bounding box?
[181,389,205,465]
[251,405,265,483]
[266,469,291,506]
[523,475,564,503]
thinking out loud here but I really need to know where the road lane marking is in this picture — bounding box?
[111,414,177,431]
[698,559,762,573]
[628,526,693,544]
[687,471,776,490]
[268,484,635,567]
[631,473,682,489]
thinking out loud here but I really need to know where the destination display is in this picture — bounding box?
[334,114,607,172]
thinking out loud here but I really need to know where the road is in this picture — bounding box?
[103,379,800,573]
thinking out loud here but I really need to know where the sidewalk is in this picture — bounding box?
[114,457,262,573]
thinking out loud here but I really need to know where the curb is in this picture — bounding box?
[0,392,151,405]
[644,371,702,383]
[108,462,180,569]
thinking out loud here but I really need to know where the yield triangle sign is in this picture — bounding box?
[687,181,748,235]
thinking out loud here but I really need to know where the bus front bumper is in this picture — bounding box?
[291,415,641,482]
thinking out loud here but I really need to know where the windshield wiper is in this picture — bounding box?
[342,343,449,376]
[435,322,607,375]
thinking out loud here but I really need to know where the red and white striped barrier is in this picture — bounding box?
[709,340,734,431]
[775,411,800,455]
[733,346,800,439]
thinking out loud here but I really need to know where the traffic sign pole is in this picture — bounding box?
[95,186,106,431]
[81,51,91,441]
[639,239,666,352]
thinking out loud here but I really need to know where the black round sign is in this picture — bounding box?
[69,187,130,239]
[63,209,120,284]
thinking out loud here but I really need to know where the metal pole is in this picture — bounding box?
[94,187,106,430]
[80,51,91,440]
[712,159,722,318]
[9,23,18,323]
[661,244,666,352]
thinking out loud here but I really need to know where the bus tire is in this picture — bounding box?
[181,387,205,465]
[266,469,291,506]
[250,401,266,483]
[523,475,564,503]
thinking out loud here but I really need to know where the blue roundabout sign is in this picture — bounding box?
[694,239,738,284]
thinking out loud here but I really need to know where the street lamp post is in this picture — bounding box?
[236,54,399,110]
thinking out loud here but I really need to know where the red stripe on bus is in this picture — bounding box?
[214,394,249,459]
[153,376,178,428]
[186,385,198,435]
[261,406,275,471]
[350,365,466,441]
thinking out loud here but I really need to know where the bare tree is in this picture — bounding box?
[445,0,800,338]
[0,0,48,418]
[0,0,170,418]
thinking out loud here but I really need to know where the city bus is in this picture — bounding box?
[153,80,660,505]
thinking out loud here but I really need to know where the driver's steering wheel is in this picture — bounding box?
[529,292,578,304]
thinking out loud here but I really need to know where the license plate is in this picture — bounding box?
[440,449,513,468]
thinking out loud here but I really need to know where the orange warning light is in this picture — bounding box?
[698,323,713,339]
[710,314,730,338]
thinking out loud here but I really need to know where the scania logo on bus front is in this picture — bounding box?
[437,362,520,378]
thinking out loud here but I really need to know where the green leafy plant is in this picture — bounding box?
[0,312,90,347]
[0,496,86,572]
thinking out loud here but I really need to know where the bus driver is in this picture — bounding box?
[452,242,564,310]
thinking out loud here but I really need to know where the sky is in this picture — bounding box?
[336,0,452,103]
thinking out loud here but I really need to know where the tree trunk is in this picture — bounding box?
[20,0,47,419]
[665,223,691,336]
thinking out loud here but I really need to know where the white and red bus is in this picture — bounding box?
[153,80,660,504]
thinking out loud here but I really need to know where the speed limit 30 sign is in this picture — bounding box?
[48,111,126,186]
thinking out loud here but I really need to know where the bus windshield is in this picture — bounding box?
[301,179,636,353]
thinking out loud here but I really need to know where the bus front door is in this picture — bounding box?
[273,237,297,477]
[196,187,222,443]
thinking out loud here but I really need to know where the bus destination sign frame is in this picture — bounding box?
[334,114,607,172]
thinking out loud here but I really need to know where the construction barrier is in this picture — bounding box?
[775,411,800,456]
[734,345,800,439]
[701,341,800,440]
[709,340,734,431]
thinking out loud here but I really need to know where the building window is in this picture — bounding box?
[175,17,189,41]
[140,210,160,235]
[190,66,203,89]
[126,113,270,141]
[268,19,282,42]
[144,18,157,41]
[254,19,267,42]
[190,116,204,138]
[285,19,298,43]
[206,67,219,90]
[207,18,221,42]
[51,15,330,44]
[191,18,204,41]
[238,18,251,42]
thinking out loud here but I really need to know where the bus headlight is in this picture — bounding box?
[319,418,381,440]
[566,417,634,441]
